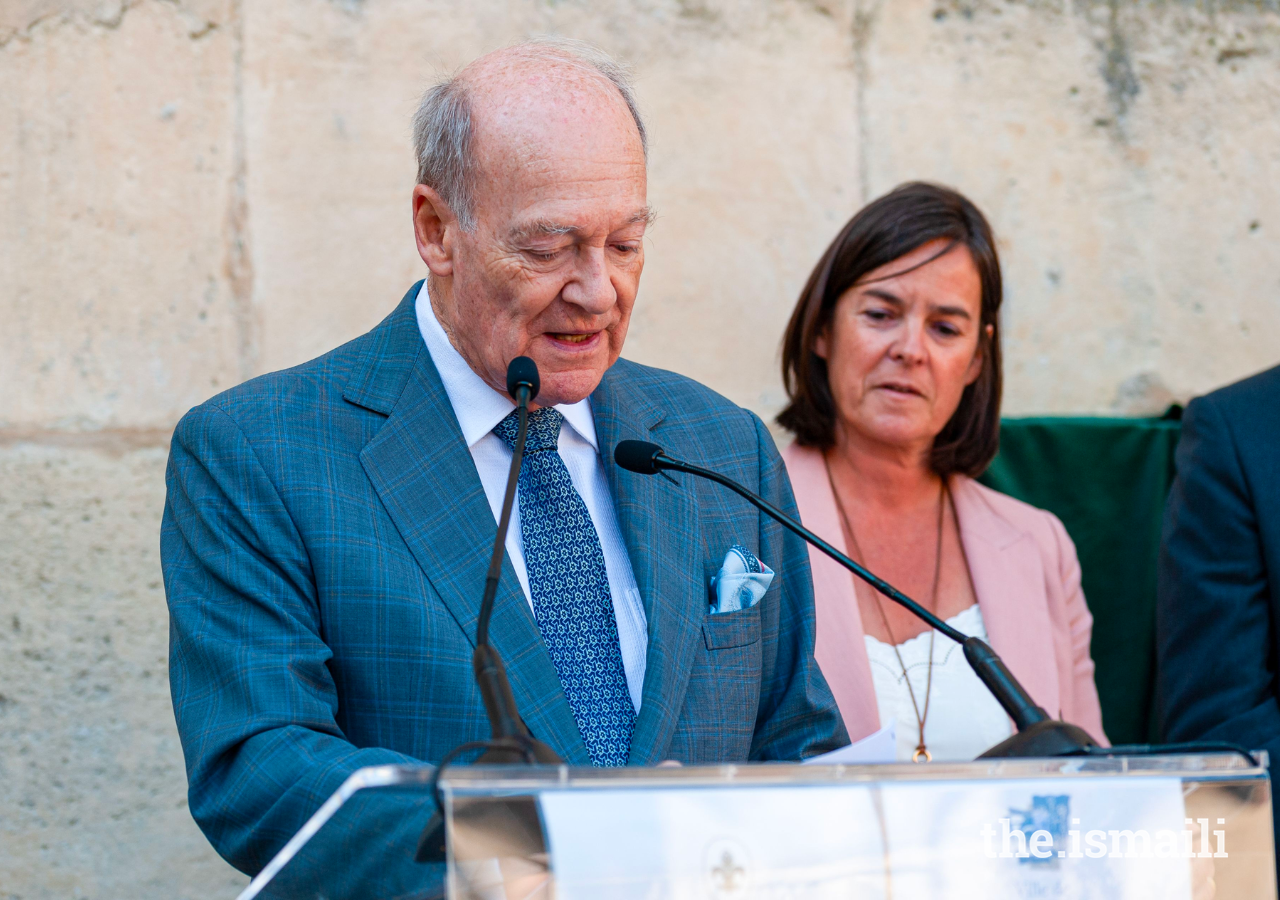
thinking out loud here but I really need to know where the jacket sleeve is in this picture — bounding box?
[1045,512,1108,745]
[1156,396,1280,755]
[745,413,850,760]
[162,403,432,889]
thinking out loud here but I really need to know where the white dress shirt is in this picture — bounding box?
[415,281,648,712]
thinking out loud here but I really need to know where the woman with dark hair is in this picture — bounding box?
[780,182,1106,761]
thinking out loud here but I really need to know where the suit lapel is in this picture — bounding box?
[592,363,706,765]
[952,477,1062,720]
[350,294,590,764]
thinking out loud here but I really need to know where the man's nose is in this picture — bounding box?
[561,246,617,314]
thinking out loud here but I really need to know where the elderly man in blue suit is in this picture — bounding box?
[162,39,846,886]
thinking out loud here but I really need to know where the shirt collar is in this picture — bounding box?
[414,280,599,451]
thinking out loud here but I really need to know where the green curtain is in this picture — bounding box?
[977,416,1182,745]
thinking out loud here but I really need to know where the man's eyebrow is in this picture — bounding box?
[509,219,579,242]
[627,206,657,228]
[508,207,655,243]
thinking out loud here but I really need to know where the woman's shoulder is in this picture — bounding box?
[952,475,1073,553]
[780,439,815,464]
[780,440,826,488]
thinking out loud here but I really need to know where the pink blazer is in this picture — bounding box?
[783,442,1108,746]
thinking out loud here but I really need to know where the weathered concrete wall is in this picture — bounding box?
[0,442,246,898]
[1,1,1277,895]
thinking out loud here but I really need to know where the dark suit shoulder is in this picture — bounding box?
[192,337,358,419]
[1186,364,1280,474]
[175,286,421,441]
[610,357,760,432]
[1192,364,1280,423]
[604,358,777,491]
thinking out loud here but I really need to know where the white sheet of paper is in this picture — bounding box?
[538,785,889,899]
[801,720,897,765]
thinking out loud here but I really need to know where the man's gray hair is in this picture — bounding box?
[412,38,648,231]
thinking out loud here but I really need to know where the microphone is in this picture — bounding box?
[614,439,1097,758]
[416,358,562,863]
[471,356,559,764]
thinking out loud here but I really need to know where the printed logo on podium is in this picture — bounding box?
[1009,794,1070,865]
[704,837,751,897]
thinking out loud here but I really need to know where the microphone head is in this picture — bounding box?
[506,356,540,402]
[615,440,666,475]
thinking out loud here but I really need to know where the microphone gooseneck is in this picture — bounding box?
[469,358,560,763]
[416,358,562,863]
[476,359,538,652]
[613,439,1098,759]
[614,441,968,642]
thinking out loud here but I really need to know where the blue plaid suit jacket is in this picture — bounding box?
[162,283,847,880]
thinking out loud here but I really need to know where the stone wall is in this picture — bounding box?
[2,1,1277,895]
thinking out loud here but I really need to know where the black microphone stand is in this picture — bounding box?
[614,440,1097,759]
[415,358,562,863]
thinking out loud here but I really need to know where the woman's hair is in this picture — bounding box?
[777,181,1003,478]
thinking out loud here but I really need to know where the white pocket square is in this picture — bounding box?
[710,544,774,614]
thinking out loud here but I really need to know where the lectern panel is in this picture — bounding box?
[235,754,1275,900]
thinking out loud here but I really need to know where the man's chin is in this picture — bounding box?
[530,364,612,408]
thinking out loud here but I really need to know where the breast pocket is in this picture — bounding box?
[702,603,762,650]
[670,604,764,762]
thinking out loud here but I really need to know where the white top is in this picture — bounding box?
[865,604,1014,762]
[414,281,648,712]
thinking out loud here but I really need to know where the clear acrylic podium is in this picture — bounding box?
[238,753,1275,900]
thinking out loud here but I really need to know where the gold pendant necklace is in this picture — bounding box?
[824,456,947,764]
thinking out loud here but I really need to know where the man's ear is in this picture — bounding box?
[413,184,457,276]
[965,323,994,385]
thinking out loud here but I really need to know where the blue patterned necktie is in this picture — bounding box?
[493,407,635,767]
